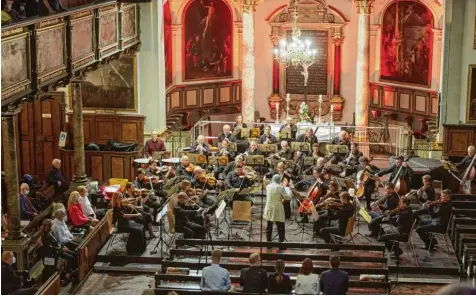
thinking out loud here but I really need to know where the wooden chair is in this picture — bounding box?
[330,215,356,244]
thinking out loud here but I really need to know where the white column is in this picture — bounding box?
[241,1,256,122]
[431,29,443,90]
[354,0,373,128]
[172,24,183,85]
[138,1,166,134]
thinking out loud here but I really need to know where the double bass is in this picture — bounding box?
[393,156,412,196]
[299,180,322,214]
[355,156,375,198]
[460,154,476,193]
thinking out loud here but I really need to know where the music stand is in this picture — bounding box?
[303,157,317,167]
[250,128,260,139]
[258,144,277,154]
[218,142,237,152]
[241,128,250,139]
[279,129,291,140]
[215,189,237,250]
[151,204,170,257]
[291,142,311,154]
[153,151,172,166]
[327,145,349,156]
[348,191,372,243]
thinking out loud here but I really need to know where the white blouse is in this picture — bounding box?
[295,273,320,295]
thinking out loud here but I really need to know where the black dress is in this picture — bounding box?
[113,206,146,254]
[268,272,292,294]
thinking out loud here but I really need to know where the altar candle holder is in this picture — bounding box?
[285,93,291,119]
[318,95,323,124]
[276,103,280,124]
[330,104,334,125]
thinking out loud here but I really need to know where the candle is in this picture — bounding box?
[319,94,322,102]
[330,104,334,111]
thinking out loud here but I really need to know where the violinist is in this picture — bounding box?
[319,192,354,243]
[376,156,414,193]
[415,189,453,251]
[377,196,414,258]
[313,181,340,234]
[296,128,318,146]
[174,192,205,239]
[176,156,194,180]
[307,143,325,158]
[191,166,206,188]
[190,135,211,156]
[216,125,237,146]
[367,182,400,238]
[126,180,161,223]
[191,167,219,199]
[217,139,235,162]
[342,143,363,166]
[264,174,292,245]
[221,155,245,180]
[134,169,148,189]
[225,164,253,203]
[348,156,379,210]
[259,125,277,144]
[145,159,160,177]
[416,175,436,204]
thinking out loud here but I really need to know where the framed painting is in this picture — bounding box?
[466,65,476,123]
[379,0,434,88]
[183,0,233,81]
[69,55,137,112]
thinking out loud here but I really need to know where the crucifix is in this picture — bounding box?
[300,62,314,105]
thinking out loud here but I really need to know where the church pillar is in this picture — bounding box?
[70,80,88,186]
[332,34,344,96]
[268,33,281,120]
[241,0,256,123]
[353,0,373,128]
[2,105,23,240]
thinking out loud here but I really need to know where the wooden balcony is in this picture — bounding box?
[1,0,140,107]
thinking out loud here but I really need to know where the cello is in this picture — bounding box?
[460,154,476,193]
[299,180,322,214]
[393,155,412,196]
[355,156,374,198]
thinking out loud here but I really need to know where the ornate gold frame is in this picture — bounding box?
[466,65,476,124]
[67,55,138,112]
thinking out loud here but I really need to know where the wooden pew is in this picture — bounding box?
[169,249,387,265]
[34,272,61,295]
[154,274,390,294]
[456,234,476,258]
[453,208,476,217]
[160,260,389,278]
[77,216,111,282]
[452,201,476,209]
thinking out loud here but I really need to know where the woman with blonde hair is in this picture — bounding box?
[111,192,146,253]
[68,191,98,231]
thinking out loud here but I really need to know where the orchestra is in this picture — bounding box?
[125,118,475,265]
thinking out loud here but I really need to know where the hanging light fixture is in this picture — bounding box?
[273,0,318,68]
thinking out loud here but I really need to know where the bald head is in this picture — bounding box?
[223,125,231,134]
[468,146,475,157]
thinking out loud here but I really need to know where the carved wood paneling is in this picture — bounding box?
[111,157,124,178]
[70,10,95,71]
[98,4,119,59]
[90,155,103,181]
[443,124,476,158]
[95,118,115,142]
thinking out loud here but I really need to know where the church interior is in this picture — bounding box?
[1,0,476,294]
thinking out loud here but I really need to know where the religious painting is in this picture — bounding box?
[380,0,434,87]
[99,9,117,48]
[70,55,137,111]
[36,26,66,74]
[164,0,173,87]
[183,0,233,81]
[466,65,476,123]
[1,34,29,90]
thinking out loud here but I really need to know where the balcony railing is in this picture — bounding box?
[1,0,140,107]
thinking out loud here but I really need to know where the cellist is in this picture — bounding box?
[346,156,379,211]
[313,181,340,236]
[376,156,414,194]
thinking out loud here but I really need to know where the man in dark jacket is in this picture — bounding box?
[47,159,69,199]
[1,251,37,295]
[320,192,355,243]
[19,183,37,221]
[319,256,349,295]
[239,253,267,294]
[173,192,205,239]
[376,156,414,192]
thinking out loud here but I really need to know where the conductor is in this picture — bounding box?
[264,174,292,246]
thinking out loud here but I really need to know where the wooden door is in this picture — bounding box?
[16,93,65,180]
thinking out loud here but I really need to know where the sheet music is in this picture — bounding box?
[214,200,226,219]
[156,204,169,223]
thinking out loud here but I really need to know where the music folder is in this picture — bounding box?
[156,204,169,223]
[218,142,237,152]
[249,128,260,139]
[258,144,278,154]
[241,128,250,139]
[245,155,265,166]
[327,145,349,155]
[208,156,229,166]
[303,157,317,166]
[214,200,227,219]
[153,151,171,161]
[291,142,310,153]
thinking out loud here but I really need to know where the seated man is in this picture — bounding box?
[320,192,354,243]
[319,255,349,295]
[378,196,414,257]
[240,253,267,294]
[51,209,80,250]
[200,249,231,292]
[331,131,351,148]
[190,135,212,156]
[217,139,235,162]
[220,154,244,180]
[1,251,37,295]
[296,127,318,146]
[19,183,38,221]
[226,164,253,203]
[342,142,363,166]
[145,130,166,158]
[304,157,327,175]
[258,125,277,144]
[216,125,237,146]
[175,156,194,181]
[294,168,320,191]
[47,159,69,200]
[346,156,379,211]
[245,140,263,156]
[145,159,160,177]
[367,182,400,237]
[376,156,415,193]
[77,186,96,219]
[312,181,340,232]
[415,189,453,251]
[173,192,205,239]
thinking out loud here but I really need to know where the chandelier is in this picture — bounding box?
[273,0,317,68]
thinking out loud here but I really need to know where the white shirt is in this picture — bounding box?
[79,194,95,218]
[51,218,74,244]
[264,183,291,223]
[295,273,320,295]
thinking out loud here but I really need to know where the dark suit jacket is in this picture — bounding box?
[47,167,65,186]
[394,207,414,234]
[456,155,475,170]
[377,165,415,185]
[216,133,237,146]
[19,194,37,220]
[296,134,318,146]
[240,266,268,293]
[258,134,277,144]
[1,262,22,295]
[431,201,453,228]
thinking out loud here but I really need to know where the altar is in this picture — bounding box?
[269,122,341,143]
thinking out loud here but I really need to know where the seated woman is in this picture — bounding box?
[295,258,320,295]
[51,209,80,250]
[111,192,147,254]
[67,191,98,231]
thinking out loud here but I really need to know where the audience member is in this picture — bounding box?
[437,282,476,294]
[1,251,37,295]
[77,186,96,219]
[19,183,38,221]
[200,249,231,292]
[295,258,319,295]
[319,256,349,295]
[68,191,98,231]
[47,159,69,201]
[267,259,292,294]
[51,209,79,250]
[40,219,77,273]
[239,253,267,294]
